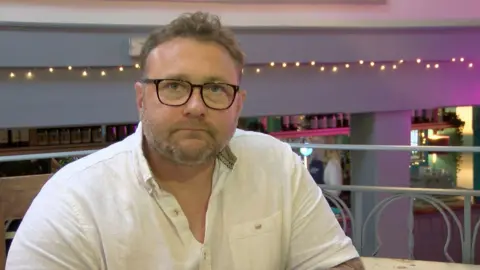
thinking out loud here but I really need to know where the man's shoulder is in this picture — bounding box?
[49,137,134,184]
[230,129,292,159]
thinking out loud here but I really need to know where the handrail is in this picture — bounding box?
[289,143,480,153]
[321,185,480,196]
[2,143,480,163]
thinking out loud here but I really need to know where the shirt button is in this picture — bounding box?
[173,209,180,216]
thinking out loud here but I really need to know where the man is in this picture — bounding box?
[6,12,364,270]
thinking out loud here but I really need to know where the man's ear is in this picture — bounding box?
[135,82,144,110]
[235,89,247,114]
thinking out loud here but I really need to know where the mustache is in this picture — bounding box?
[171,122,215,133]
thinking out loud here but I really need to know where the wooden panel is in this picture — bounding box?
[0,174,51,269]
[0,204,4,270]
[0,174,51,219]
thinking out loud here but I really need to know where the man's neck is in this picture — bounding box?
[143,142,215,194]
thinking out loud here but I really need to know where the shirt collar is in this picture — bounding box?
[131,122,237,185]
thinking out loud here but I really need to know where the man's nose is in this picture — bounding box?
[183,88,207,117]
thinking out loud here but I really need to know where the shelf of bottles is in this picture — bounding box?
[240,107,452,138]
[0,124,138,156]
[0,108,453,157]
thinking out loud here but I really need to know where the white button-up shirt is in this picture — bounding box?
[7,124,358,270]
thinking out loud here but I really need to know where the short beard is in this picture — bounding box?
[140,106,220,166]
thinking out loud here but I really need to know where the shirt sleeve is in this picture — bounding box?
[6,180,99,270]
[287,153,359,269]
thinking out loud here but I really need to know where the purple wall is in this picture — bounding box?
[0,27,480,128]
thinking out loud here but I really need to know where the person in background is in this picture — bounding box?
[307,136,326,185]
[6,12,363,270]
[309,149,325,185]
[323,148,343,197]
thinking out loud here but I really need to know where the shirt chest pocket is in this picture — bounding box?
[228,211,283,270]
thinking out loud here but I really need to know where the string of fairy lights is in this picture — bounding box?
[1,57,476,80]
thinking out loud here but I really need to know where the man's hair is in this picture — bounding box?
[139,12,245,74]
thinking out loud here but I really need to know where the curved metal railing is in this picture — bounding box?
[320,185,480,264]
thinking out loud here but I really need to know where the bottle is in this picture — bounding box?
[0,129,9,148]
[106,126,117,142]
[310,115,319,130]
[71,128,82,144]
[10,129,21,147]
[319,115,328,129]
[128,124,137,135]
[92,126,103,143]
[289,116,300,131]
[19,128,30,147]
[48,129,60,145]
[60,128,71,145]
[438,108,445,123]
[117,125,128,141]
[328,114,337,128]
[37,129,49,146]
[343,113,350,127]
[336,113,344,128]
[431,108,438,123]
[81,127,92,143]
[413,110,422,123]
[281,116,290,131]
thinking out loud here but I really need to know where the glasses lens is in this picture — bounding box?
[202,83,236,109]
[157,79,191,105]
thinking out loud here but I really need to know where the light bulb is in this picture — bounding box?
[380,65,385,70]
[392,65,397,69]
[295,62,300,67]
[398,59,404,64]
[9,72,15,78]
[101,70,106,76]
[49,67,54,73]
[282,63,287,68]
[469,63,474,68]
[26,71,33,78]
[119,66,124,71]
[359,60,364,64]
[255,68,260,73]
[416,58,421,63]
[370,62,375,67]
[460,57,465,62]
[345,64,350,68]
[434,64,439,69]
[320,66,325,71]
[270,62,275,67]
[68,66,72,70]
[426,64,431,69]
[82,70,88,77]
[332,66,338,72]
[134,63,140,69]
[310,61,315,66]
[451,58,456,62]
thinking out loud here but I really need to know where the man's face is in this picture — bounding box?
[135,38,245,166]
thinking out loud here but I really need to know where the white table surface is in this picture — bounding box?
[361,257,480,269]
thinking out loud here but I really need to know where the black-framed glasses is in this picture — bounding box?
[141,78,240,110]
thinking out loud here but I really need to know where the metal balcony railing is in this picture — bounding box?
[2,142,480,266]
[319,184,480,264]
[288,142,480,265]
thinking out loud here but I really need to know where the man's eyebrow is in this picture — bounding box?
[203,76,230,83]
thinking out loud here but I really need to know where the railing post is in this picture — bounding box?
[352,192,363,254]
[463,195,472,264]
